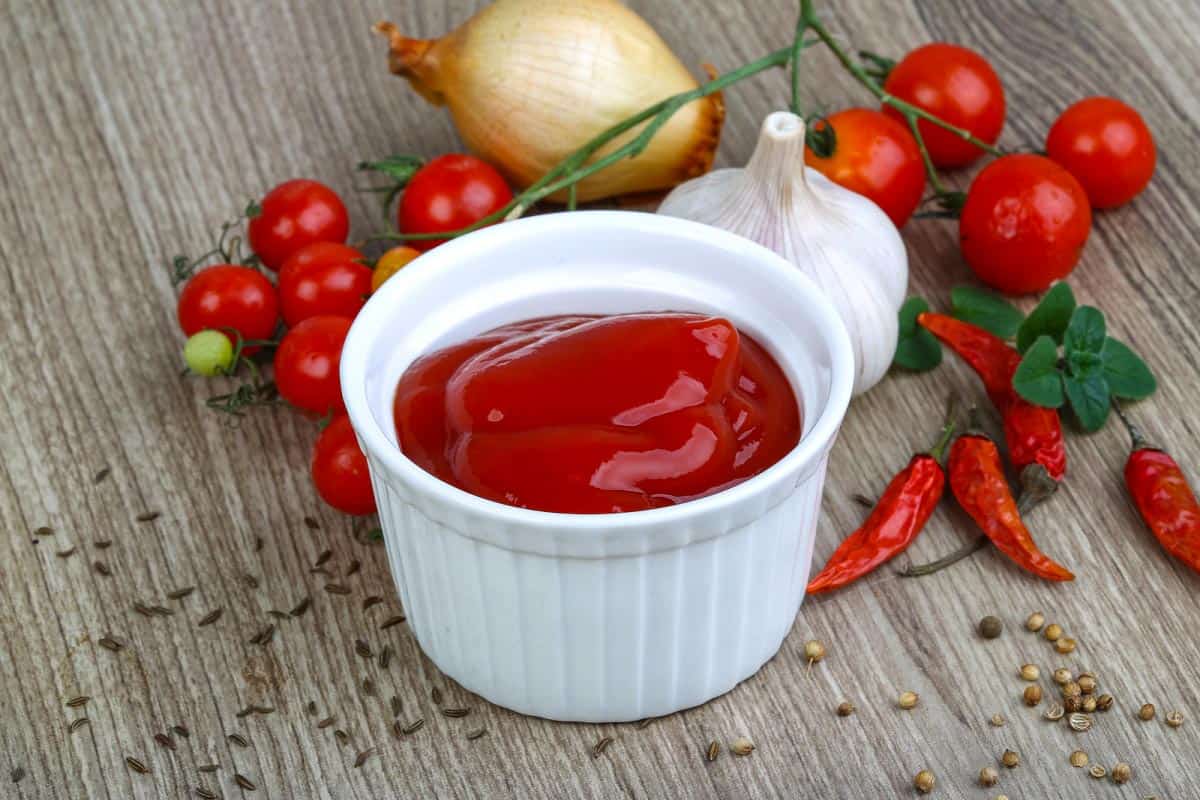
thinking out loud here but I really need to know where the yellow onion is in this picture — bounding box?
[374,0,725,202]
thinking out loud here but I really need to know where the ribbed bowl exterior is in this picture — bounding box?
[369,449,830,722]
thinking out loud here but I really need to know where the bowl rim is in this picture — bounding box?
[341,210,853,532]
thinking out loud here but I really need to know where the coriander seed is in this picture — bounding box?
[836,701,855,717]
[913,769,935,794]
[1111,763,1131,784]
[1062,681,1081,699]
[1077,675,1097,694]
[979,615,1003,639]
[979,766,999,787]
[803,639,826,667]
[1019,664,1040,681]
[1044,703,1064,721]
[1165,710,1184,728]
[1025,611,1045,632]
[1001,749,1019,768]
[1082,696,1097,713]
[730,736,755,756]
[1138,703,1156,721]
[1023,685,1043,706]
[990,713,1005,727]
[1068,712,1092,732]
[1043,623,1063,642]
[1089,764,1107,779]
[1053,668,1072,685]
[1096,694,1114,712]
[1055,637,1077,654]
[898,691,919,710]
[1069,750,1088,768]
[1064,695,1083,713]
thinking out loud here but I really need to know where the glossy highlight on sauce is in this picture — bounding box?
[393,313,801,514]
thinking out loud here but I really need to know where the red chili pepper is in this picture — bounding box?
[807,413,955,594]
[917,313,1065,494]
[1115,404,1200,574]
[947,415,1074,582]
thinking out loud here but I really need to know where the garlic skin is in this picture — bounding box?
[375,0,724,203]
[658,112,908,395]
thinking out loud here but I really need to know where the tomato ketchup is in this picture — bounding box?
[393,313,801,514]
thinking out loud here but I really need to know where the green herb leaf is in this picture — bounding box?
[1063,305,1106,356]
[1101,337,1157,399]
[1064,373,1111,432]
[893,297,941,371]
[1017,282,1076,353]
[951,286,1024,339]
[1012,335,1065,408]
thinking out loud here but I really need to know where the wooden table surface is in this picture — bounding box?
[4,1,1199,797]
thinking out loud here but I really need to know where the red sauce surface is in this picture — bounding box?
[393,313,801,514]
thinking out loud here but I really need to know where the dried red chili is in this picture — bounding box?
[917,312,1065,496]
[807,412,955,594]
[933,411,1074,582]
[1115,403,1200,574]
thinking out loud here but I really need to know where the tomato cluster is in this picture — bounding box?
[804,42,1155,295]
[174,156,512,516]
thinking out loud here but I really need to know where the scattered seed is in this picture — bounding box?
[730,736,755,756]
[355,639,372,659]
[154,733,176,751]
[198,608,223,627]
[69,717,90,733]
[1064,695,1083,712]
[379,645,392,669]
[324,583,351,595]
[289,597,311,617]
[1138,703,1156,721]
[1166,710,1184,728]
[1024,685,1043,706]
[442,707,470,718]
[197,764,218,773]
[10,767,23,783]
[334,729,349,746]
[304,516,320,530]
[1055,637,1077,654]
[380,615,406,629]
[1063,681,1082,698]
[979,766,999,787]
[706,740,720,762]
[836,701,855,717]
[1070,750,1088,767]
[1077,675,1097,694]
[979,615,1003,639]
[167,586,195,600]
[346,560,361,577]
[466,727,487,741]
[1043,623,1063,642]
[850,492,873,508]
[353,747,376,768]
[1096,694,1114,712]
[196,787,217,800]
[1089,764,1107,779]
[431,687,443,705]
[234,773,256,791]
[990,713,1005,727]
[172,724,190,738]
[402,719,425,735]
[242,573,259,589]
[125,756,149,774]
[803,639,826,665]
[362,596,383,612]
[1044,703,1065,721]
[1025,611,1045,631]
[134,601,155,618]
[136,511,161,523]
[56,547,76,558]
[93,467,111,484]
[93,561,112,576]
[1019,664,1040,681]
[318,717,335,729]
[1112,762,1132,784]
[390,696,402,717]
[1001,749,1019,768]
[66,695,90,708]
[898,691,919,710]
[1068,713,1092,732]
[35,526,54,536]
[228,733,250,748]
[1053,668,1072,685]
[98,636,125,652]
[94,540,112,549]
[249,624,275,645]
[315,549,333,567]
[913,769,935,794]
[1082,696,1097,713]
[362,679,375,696]
[592,736,614,758]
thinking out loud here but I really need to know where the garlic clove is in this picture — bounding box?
[657,111,907,396]
[375,0,724,202]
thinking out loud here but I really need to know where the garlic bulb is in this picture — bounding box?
[658,111,908,395]
[374,0,724,203]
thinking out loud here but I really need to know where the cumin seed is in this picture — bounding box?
[235,707,254,718]
[706,740,720,762]
[197,763,218,773]
[68,717,90,733]
[353,747,376,768]
[233,773,256,790]
[133,602,154,618]
[167,586,195,600]
[196,787,217,799]
[153,733,176,751]
[172,724,189,738]
[324,583,351,595]
[56,547,76,558]
[345,560,361,577]
[390,696,402,717]
[98,636,125,652]
[379,645,392,669]
[441,707,470,718]
[125,756,149,774]
[198,608,223,627]
[93,467,111,484]
[93,561,112,577]
[334,729,349,746]
[431,687,443,705]
[66,695,90,708]
[315,549,333,567]
[592,736,614,758]
[228,733,249,748]
[362,596,383,611]
[34,526,54,536]
[380,615,406,630]
[304,516,320,530]
[94,540,112,549]
[466,727,487,740]
[354,639,372,659]
[136,511,161,523]
[317,716,335,729]
[289,597,311,617]
[249,624,275,645]
[401,719,424,735]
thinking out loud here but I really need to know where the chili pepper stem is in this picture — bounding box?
[898,536,988,578]
[926,397,959,461]
[1017,465,1058,514]
[1112,398,1149,451]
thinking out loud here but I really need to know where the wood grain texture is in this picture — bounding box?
[2,0,1198,797]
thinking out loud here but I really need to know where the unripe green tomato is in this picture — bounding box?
[184,330,235,376]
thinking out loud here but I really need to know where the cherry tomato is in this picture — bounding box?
[248,179,349,271]
[371,246,421,293]
[312,415,376,515]
[804,108,926,226]
[883,43,1005,169]
[399,155,512,251]
[1045,96,1156,209]
[277,242,371,327]
[183,330,235,376]
[959,154,1092,294]
[177,265,278,351]
[274,315,352,415]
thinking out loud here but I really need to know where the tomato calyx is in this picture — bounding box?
[858,50,896,83]
[357,154,425,217]
[192,327,285,418]
[804,117,837,159]
[913,190,969,220]
[168,201,263,286]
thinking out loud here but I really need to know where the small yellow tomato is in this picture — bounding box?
[371,246,420,292]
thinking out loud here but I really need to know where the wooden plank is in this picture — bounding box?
[1,0,1197,797]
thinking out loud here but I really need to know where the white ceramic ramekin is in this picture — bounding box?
[341,211,852,722]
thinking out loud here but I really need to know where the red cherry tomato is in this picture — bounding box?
[804,108,926,226]
[177,265,278,351]
[312,414,377,515]
[274,315,352,415]
[248,179,349,271]
[959,154,1092,294]
[399,155,513,251]
[277,242,372,327]
[1045,96,1156,209]
[883,43,1005,169]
